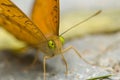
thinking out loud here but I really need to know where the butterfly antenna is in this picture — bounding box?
[60,10,102,36]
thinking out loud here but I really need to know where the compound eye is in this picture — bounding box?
[48,40,55,49]
[59,36,65,44]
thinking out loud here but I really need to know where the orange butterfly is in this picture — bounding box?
[0,0,101,80]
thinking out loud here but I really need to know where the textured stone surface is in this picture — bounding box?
[0,32,120,80]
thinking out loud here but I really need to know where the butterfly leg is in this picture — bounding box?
[62,46,93,65]
[62,46,114,74]
[43,56,53,80]
[30,50,39,67]
[22,50,39,71]
[61,54,68,75]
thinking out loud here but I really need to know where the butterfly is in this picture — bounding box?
[0,0,101,80]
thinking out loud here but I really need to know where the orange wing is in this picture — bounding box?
[32,0,59,37]
[0,0,47,46]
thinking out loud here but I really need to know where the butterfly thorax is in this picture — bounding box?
[39,35,64,56]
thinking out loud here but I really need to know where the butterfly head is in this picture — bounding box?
[40,36,64,56]
[47,36,64,56]
[48,36,64,48]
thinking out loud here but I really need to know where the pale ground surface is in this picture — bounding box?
[0,32,120,80]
